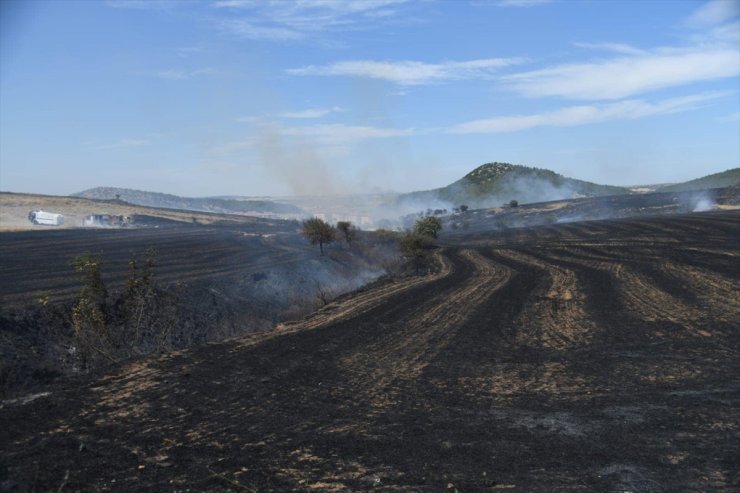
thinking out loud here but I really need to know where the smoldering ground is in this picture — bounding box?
[439,187,738,236]
[0,227,403,397]
[686,190,718,212]
[388,170,610,228]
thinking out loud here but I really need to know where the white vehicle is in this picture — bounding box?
[28,210,65,226]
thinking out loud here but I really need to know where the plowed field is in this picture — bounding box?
[2,211,739,492]
[0,225,307,308]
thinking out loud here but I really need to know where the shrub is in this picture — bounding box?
[414,216,443,239]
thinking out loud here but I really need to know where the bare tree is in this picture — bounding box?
[336,221,357,246]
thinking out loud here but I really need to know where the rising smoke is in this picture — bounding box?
[253,122,346,197]
[688,191,717,212]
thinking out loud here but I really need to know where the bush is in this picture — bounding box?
[399,232,434,275]
[69,249,181,368]
[414,216,443,239]
[70,253,113,366]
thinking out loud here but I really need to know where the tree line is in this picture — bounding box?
[301,215,443,274]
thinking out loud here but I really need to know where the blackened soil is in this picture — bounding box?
[1,211,739,492]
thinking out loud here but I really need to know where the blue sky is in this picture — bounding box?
[1,0,738,197]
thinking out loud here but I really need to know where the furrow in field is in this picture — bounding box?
[338,249,511,407]
[265,250,452,336]
[659,261,740,323]
[417,248,586,404]
[493,248,599,350]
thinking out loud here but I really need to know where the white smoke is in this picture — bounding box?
[691,194,717,212]
[686,191,718,212]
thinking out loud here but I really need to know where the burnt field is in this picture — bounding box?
[0,223,307,308]
[0,223,395,396]
[440,186,740,236]
[2,211,740,492]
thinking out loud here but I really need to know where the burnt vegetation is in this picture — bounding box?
[0,223,405,396]
[1,191,739,492]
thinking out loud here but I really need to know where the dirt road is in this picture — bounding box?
[2,211,739,491]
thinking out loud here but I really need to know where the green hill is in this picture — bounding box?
[399,162,628,209]
[73,187,304,216]
[657,168,740,192]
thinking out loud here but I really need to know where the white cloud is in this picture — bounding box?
[86,138,149,151]
[216,20,303,41]
[448,92,728,134]
[213,0,409,39]
[478,0,551,7]
[573,42,647,56]
[686,0,740,27]
[287,58,524,85]
[280,123,413,144]
[210,138,257,154]
[223,122,411,150]
[718,110,740,122]
[277,107,345,119]
[151,68,216,80]
[214,0,408,17]
[504,47,740,100]
[174,46,205,58]
[705,19,740,42]
[106,0,178,9]
[236,116,262,124]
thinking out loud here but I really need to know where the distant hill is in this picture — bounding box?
[73,187,304,216]
[657,168,740,192]
[398,162,628,209]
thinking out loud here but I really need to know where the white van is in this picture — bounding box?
[28,210,65,226]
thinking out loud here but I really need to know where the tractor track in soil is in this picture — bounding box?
[0,227,314,307]
[1,211,739,492]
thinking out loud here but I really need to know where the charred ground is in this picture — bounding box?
[1,209,738,492]
[0,221,399,396]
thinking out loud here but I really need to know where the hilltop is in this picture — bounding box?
[398,163,628,209]
[657,167,740,192]
[74,187,304,216]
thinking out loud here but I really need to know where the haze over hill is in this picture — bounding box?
[73,187,304,217]
[657,167,740,192]
[395,163,628,211]
[67,166,740,228]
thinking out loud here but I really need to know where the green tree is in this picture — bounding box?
[509,199,519,208]
[302,218,336,255]
[414,216,443,239]
[459,205,469,213]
